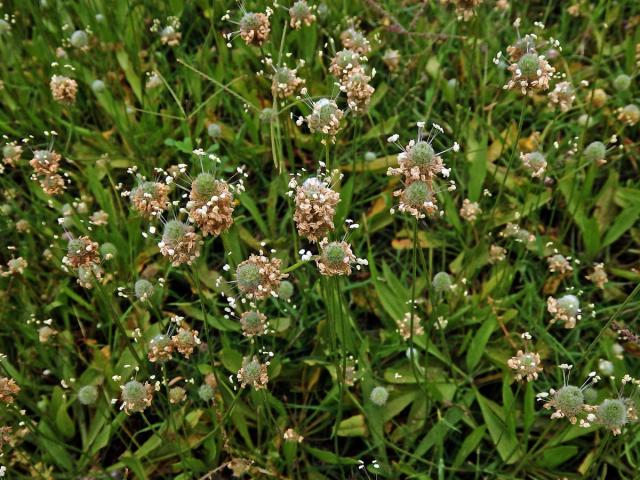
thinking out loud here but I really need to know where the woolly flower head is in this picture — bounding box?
[30,149,61,175]
[583,141,607,166]
[329,49,362,81]
[504,52,555,95]
[340,27,370,54]
[618,104,640,126]
[237,356,269,390]
[548,81,575,112]
[593,396,637,435]
[316,239,357,276]
[441,0,483,21]
[120,380,154,414]
[187,172,236,237]
[547,294,580,328]
[147,333,173,363]
[382,49,400,71]
[151,17,181,46]
[508,335,542,382]
[77,385,99,405]
[396,312,424,340]
[134,279,155,302]
[459,199,482,223]
[50,75,78,104]
[235,253,287,299]
[129,180,170,219]
[342,67,375,115]
[586,263,608,289]
[171,327,201,358]
[223,7,272,47]
[64,236,100,269]
[0,377,20,404]
[370,386,389,406]
[520,151,547,178]
[539,365,599,425]
[303,97,344,140]
[159,220,202,267]
[271,65,305,98]
[240,310,268,337]
[289,0,316,29]
[546,253,573,275]
[291,171,340,242]
[2,142,22,166]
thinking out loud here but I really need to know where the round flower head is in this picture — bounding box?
[618,104,640,126]
[595,398,637,435]
[187,174,235,237]
[508,350,543,382]
[4,257,28,276]
[240,310,268,337]
[38,325,57,343]
[548,81,575,112]
[30,149,61,175]
[289,0,316,29]
[293,176,340,242]
[77,385,99,405]
[316,239,356,276]
[459,198,482,223]
[2,143,22,166]
[70,30,89,49]
[520,151,547,178]
[36,173,64,195]
[235,254,287,299]
[343,68,375,114]
[50,75,78,104]
[583,141,607,165]
[340,27,370,54]
[76,263,104,289]
[329,49,361,81]
[64,236,100,269]
[305,98,344,138]
[278,280,294,300]
[587,88,608,108]
[130,181,170,219]
[272,65,304,98]
[134,279,155,301]
[100,242,117,260]
[612,74,632,91]
[382,49,400,71]
[396,312,424,340]
[171,327,201,359]
[547,385,585,422]
[433,271,453,293]
[506,34,537,62]
[91,79,106,94]
[207,123,222,139]
[239,12,270,46]
[148,334,173,363]
[198,383,215,402]
[0,377,20,404]
[441,0,482,21]
[169,386,186,404]
[489,244,507,263]
[393,181,437,219]
[505,53,555,95]
[120,380,154,414]
[159,220,202,267]
[547,254,573,275]
[161,25,181,47]
[237,356,269,390]
[370,386,389,406]
[586,263,608,289]
[547,294,580,329]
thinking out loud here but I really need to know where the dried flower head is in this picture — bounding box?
[239,12,271,46]
[171,327,201,359]
[489,244,507,263]
[30,149,61,175]
[271,66,305,98]
[343,67,375,114]
[548,81,575,112]
[504,53,555,95]
[329,49,362,81]
[283,428,304,443]
[316,239,356,276]
[120,380,154,414]
[547,254,573,275]
[382,49,400,71]
[40,173,66,195]
[2,257,28,276]
[50,75,78,104]
[38,326,58,343]
[236,254,287,299]
[2,142,22,166]
[506,34,537,62]
[187,173,235,237]
[305,98,344,138]
[340,27,370,54]
[64,236,100,269]
[396,312,424,340]
[169,386,186,404]
[292,176,340,242]
[240,310,268,337]
[130,181,171,219]
[459,198,482,223]
[520,151,547,178]
[148,334,173,362]
[618,104,640,126]
[159,220,202,266]
[237,356,269,390]
[547,294,580,328]
[586,263,608,289]
[289,0,316,29]
[0,377,19,404]
[508,350,542,381]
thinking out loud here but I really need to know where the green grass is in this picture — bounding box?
[1,0,640,478]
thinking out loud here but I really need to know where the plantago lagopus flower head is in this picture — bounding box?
[459,198,482,223]
[0,377,20,404]
[291,173,340,242]
[612,74,632,91]
[270,64,305,98]
[505,52,555,95]
[441,0,483,21]
[382,49,400,72]
[520,151,547,178]
[508,333,542,382]
[240,310,268,337]
[64,236,100,269]
[340,27,370,55]
[148,334,173,363]
[130,180,170,219]
[370,386,389,406]
[235,253,287,299]
[583,141,607,165]
[187,173,235,237]
[432,271,453,293]
[289,0,316,29]
[134,279,155,301]
[77,385,99,405]
[539,365,599,425]
[548,81,575,112]
[171,327,201,359]
[50,75,78,104]
[159,220,202,267]
[237,356,269,390]
[30,149,61,175]
[278,280,294,300]
[304,98,344,139]
[2,142,22,166]
[329,49,362,81]
[547,294,580,328]
[316,239,356,276]
[342,67,375,114]
[587,263,608,289]
[618,104,640,126]
[120,380,154,414]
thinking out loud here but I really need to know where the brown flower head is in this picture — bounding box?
[547,294,580,329]
[618,104,640,126]
[520,151,547,178]
[343,67,375,114]
[50,75,78,104]
[148,333,174,363]
[39,173,66,195]
[120,380,154,414]
[548,81,575,112]
[64,236,100,269]
[130,180,170,219]
[316,239,356,276]
[305,98,344,138]
[271,65,304,98]
[504,53,555,95]
[441,0,483,21]
[459,198,482,223]
[30,149,61,175]
[159,220,202,266]
[187,173,235,237]
[235,253,287,299]
[289,0,316,29]
[239,12,270,46]
[171,327,201,358]
[292,176,340,242]
[2,142,22,166]
[237,356,269,390]
[0,377,19,404]
[340,27,370,54]
[329,49,362,81]
[239,310,268,337]
[396,312,424,340]
[586,263,608,289]
[547,253,573,275]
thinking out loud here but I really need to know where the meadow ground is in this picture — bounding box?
[0,0,640,478]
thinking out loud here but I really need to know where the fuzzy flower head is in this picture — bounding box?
[316,239,357,276]
[547,294,580,329]
[396,312,424,340]
[548,81,575,112]
[187,172,236,237]
[151,16,182,46]
[159,220,202,267]
[618,104,640,126]
[223,7,272,47]
[340,27,370,54]
[2,142,22,166]
[459,198,482,223]
[240,310,268,337]
[171,327,201,359]
[30,149,61,175]
[441,0,483,21]
[342,67,375,115]
[539,365,600,425]
[370,386,389,406]
[506,34,537,62]
[289,0,316,29]
[64,236,100,269]
[382,49,400,71]
[50,75,78,104]
[235,253,287,299]
[0,377,20,404]
[120,380,154,414]
[237,356,269,390]
[329,49,362,81]
[520,151,547,178]
[303,97,344,140]
[290,170,340,242]
[147,333,173,363]
[271,65,305,98]
[586,263,608,289]
[130,180,171,219]
[504,52,555,95]
[583,141,607,166]
[547,253,573,275]
[508,335,542,382]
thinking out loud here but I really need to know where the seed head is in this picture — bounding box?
[159,220,202,266]
[130,181,170,218]
[583,141,607,165]
[240,310,268,337]
[236,254,287,299]
[306,98,344,137]
[148,334,173,363]
[134,279,155,301]
[171,327,201,358]
[237,356,269,390]
[618,104,640,126]
[293,176,340,242]
[187,174,235,237]
[239,12,270,46]
[289,0,316,29]
[520,151,547,178]
[120,380,154,414]
[433,271,453,293]
[316,239,356,276]
[50,75,78,104]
